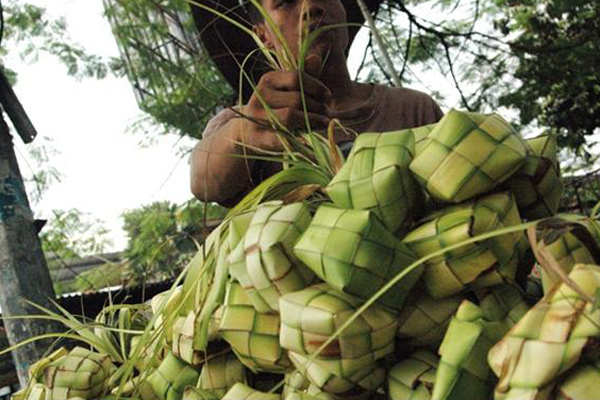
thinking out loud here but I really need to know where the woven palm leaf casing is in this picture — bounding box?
[403,192,524,298]
[413,123,438,156]
[534,218,600,293]
[182,387,221,400]
[221,383,280,400]
[326,128,424,235]
[146,351,200,400]
[294,205,421,309]
[396,286,463,350]
[279,283,397,367]
[229,201,315,313]
[488,264,600,400]
[475,284,529,341]
[218,281,291,373]
[430,301,498,400]
[288,351,386,395]
[410,109,528,203]
[28,347,68,383]
[283,370,311,398]
[43,347,115,400]
[556,358,600,400]
[285,393,327,400]
[388,350,439,400]
[197,352,246,396]
[503,134,562,220]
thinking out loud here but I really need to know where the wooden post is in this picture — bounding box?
[0,110,59,387]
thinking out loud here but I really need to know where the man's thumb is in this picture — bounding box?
[304,53,323,78]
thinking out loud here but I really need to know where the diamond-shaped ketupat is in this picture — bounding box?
[403,192,524,298]
[327,128,424,236]
[410,109,528,203]
[293,205,422,309]
[503,134,563,220]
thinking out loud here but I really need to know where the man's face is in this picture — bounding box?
[255,0,349,60]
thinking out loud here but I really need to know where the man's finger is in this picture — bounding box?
[304,53,323,78]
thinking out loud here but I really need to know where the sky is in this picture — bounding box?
[9,0,197,251]
[6,0,461,253]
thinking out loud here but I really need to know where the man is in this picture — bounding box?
[190,0,443,206]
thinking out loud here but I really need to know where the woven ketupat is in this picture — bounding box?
[197,352,246,396]
[146,351,200,400]
[488,264,600,400]
[535,218,600,293]
[326,128,424,235]
[43,347,115,400]
[294,205,421,309]
[288,351,386,395]
[279,284,397,375]
[556,358,600,400]
[183,387,221,400]
[410,109,527,203]
[396,286,463,350]
[229,201,315,313]
[221,383,280,400]
[503,134,563,220]
[430,301,498,400]
[218,281,291,373]
[403,192,524,298]
[388,350,438,400]
[413,123,437,156]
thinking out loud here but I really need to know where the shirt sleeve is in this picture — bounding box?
[201,107,238,138]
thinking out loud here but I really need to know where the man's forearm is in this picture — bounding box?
[190,119,255,205]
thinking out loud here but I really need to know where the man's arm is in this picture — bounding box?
[190,64,331,207]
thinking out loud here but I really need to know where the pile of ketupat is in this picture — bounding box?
[13,109,600,400]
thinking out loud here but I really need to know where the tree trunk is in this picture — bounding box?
[0,112,59,387]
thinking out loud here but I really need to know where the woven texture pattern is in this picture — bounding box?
[538,226,598,293]
[388,350,438,400]
[326,129,423,235]
[183,387,222,400]
[431,301,498,400]
[396,286,463,350]
[279,283,397,363]
[146,351,200,400]
[504,135,562,220]
[556,358,600,400]
[289,351,386,394]
[229,201,315,313]
[410,109,527,203]
[488,264,600,400]
[294,205,421,309]
[197,353,246,396]
[403,192,524,298]
[221,383,280,400]
[218,281,291,373]
[43,347,115,400]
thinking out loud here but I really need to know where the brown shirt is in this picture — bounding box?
[198,85,443,205]
[202,85,443,139]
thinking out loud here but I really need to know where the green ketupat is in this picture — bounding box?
[196,352,246,396]
[388,350,439,400]
[396,286,463,350]
[503,134,563,220]
[288,351,386,395]
[279,283,397,369]
[556,358,600,400]
[294,205,421,309]
[218,281,291,373]
[410,109,527,203]
[146,351,200,400]
[488,264,600,400]
[182,387,221,400]
[534,218,600,293]
[430,301,497,400]
[221,383,280,400]
[229,201,315,313]
[43,347,116,400]
[326,128,424,236]
[403,192,524,298]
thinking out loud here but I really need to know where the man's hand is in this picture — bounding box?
[236,54,332,152]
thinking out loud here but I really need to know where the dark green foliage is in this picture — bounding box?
[121,200,227,283]
[103,0,234,139]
